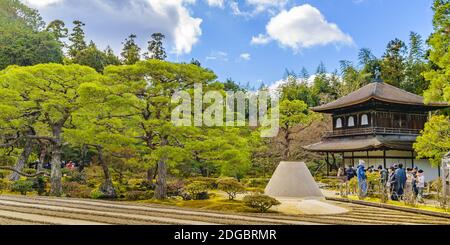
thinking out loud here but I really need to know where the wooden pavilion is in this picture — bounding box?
[304,81,449,180]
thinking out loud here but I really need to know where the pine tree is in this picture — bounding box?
[145,33,167,60]
[68,20,87,58]
[381,38,407,87]
[121,34,141,65]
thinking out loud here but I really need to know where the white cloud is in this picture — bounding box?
[22,0,63,7]
[252,4,353,51]
[239,53,251,61]
[226,0,289,17]
[22,0,202,56]
[206,51,228,61]
[246,0,288,13]
[205,0,225,8]
[251,34,271,45]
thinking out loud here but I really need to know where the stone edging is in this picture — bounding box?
[325,196,450,219]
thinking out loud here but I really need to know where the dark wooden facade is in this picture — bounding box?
[304,82,449,176]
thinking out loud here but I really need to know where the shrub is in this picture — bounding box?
[244,178,270,188]
[23,168,37,175]
[217,178,246,200]
[242,194,281,213]
[10,179,34,195]
[65,170,87,184]
[0,179,9,193]
[189,177,218,189]
[90,188,105,199]
[184,181,209,200]
[0,170,10,179]
[63,182,92,198]
[167,180,186,197]
[124,190,154,201]
[32,176,47,195]
[245,187,264,194]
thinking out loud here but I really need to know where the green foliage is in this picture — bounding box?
[124,190,154,201]
[244,177,270,188]
[70,42,121,72]
[145,33,166,60]
[0,170,10,179]
[423,0,450,104]
[242,194,281,213]
[0,178,9,193]
[22,168,36,175]
[217,178,245,200]
[62,182,92,198]
[11,179,34,195]
[90,188,105,199]
[0,23,63,70]
[121,34,141,65]
[414,115,450,167]
[0,0,44,30]
[184,181,210,200]
[381,38,407,87]
[46,19,68,45]
[279,100,309,129]
[167,180,186,196]
[68,20,87,58]
[0,1,62,70]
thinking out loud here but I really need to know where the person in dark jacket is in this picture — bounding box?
[394,163,407,199]
[388,166,398,200]
[345,166,356,181]
[379,165,388,186]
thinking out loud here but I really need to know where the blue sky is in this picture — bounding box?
[23,0,434,88]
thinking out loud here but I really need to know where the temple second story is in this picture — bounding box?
[311,82,448,139]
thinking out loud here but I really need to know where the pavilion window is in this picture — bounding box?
[348,116,355,127]
[335,118,343,128]
[361,114,369,126]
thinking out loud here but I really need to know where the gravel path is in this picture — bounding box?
[0,195,317,225]
[0,195,449,225]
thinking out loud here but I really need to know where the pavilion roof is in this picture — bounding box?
[303,136,414,152]
[311,82,449,113]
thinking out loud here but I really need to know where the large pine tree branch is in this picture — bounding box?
[0,166,49,177]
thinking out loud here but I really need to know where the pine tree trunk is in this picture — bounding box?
[154,137,168,200]
[50,126,62,197]
[37,142,47,172]
[9,139,33,181]
[282,129,290,160]
[154,156,168,199]
[97,145,116,198]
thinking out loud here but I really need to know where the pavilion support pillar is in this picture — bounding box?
[411,151,415,168]
[352,152,355,166]
[326,152,330,176]
[366,151,370,166]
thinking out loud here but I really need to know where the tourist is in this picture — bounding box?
[405,168,415,202]
[357,161,367,197]
[345,165,356,181]
[417,169,425,203]
[395,163,407,200]
[412,167,419,196]
[379,165,388,186]
[388,166,398,200]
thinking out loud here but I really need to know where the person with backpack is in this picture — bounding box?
[345,165,356,181]
[395,163,407,200]
[388,166,399,200]
[417,169,425,203]
[356,160,367,198]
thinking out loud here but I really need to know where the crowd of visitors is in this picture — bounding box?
[29,160,79,171]
[338,160,426,203]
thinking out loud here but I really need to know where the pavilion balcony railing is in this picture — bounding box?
[324,127,421,138]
